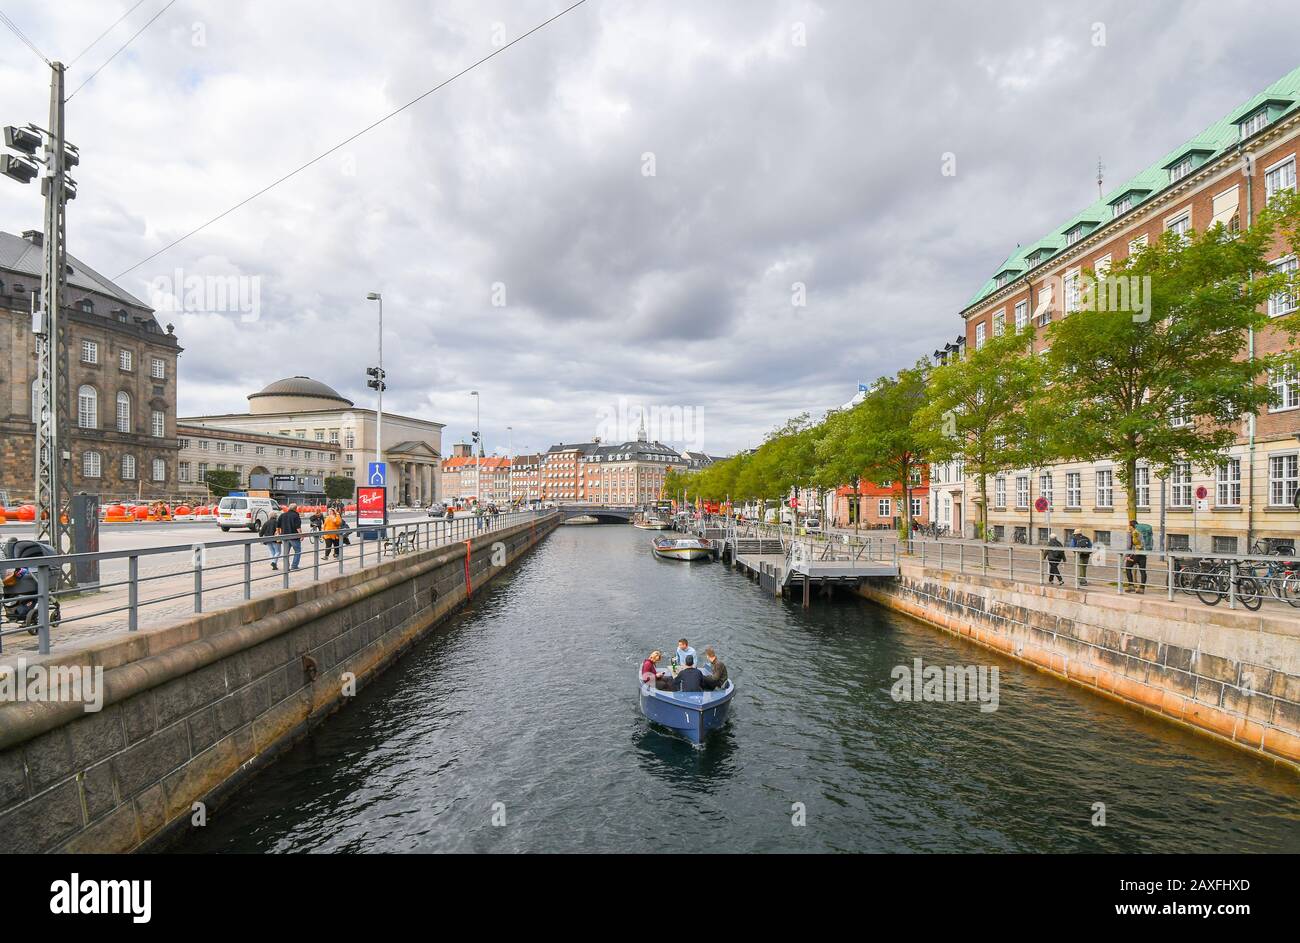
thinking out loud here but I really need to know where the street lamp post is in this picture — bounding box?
[470,390,481,504]
[506,424,513,503]
[365,293,384,474]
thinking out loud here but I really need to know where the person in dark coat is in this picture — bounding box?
[672,654,704,692]
[277,504,303,570]
[701,646,729,690]
[1067,529,1092,586]
[259,511,282,569]
[1045,533,1066,585]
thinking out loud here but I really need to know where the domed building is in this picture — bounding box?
[178,374,444,506]
[247,376,354,414]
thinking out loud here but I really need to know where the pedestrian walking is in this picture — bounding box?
[278,503,304,570]
[322,505,343,560]
[260,509,282,569]
[1045,532,1066,585]
[1068,529,1092,586]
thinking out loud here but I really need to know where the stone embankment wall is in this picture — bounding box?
[857,561,1300,771]
[0,514,560,852]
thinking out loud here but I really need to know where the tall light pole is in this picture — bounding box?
[506,424,513,503]
[365,293,385,477]
[6,63,78,580]
[470,390,481,504]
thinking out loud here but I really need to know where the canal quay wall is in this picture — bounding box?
[856,561,1300,771]
[0,513,561,853]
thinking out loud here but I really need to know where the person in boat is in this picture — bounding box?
[672,654,704,692]
[641,650,672,690]
[673,638,696,670]
[701,647,729,690]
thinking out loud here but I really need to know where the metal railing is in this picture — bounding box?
[0,510,548,655]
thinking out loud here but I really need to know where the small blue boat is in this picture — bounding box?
[638,673,735,744]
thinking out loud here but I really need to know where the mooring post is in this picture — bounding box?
[802,575,810,608]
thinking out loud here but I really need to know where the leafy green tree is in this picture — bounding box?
[203,469,241,496]
[913,327,1044,540]
[324,476,355,501]
[1041,220,1286,521]
[855,363,929,539]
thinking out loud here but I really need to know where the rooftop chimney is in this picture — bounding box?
[21,229,42,246]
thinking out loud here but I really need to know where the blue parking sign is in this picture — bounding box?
[367,462,387,486]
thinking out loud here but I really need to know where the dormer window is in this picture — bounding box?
[1065,221,1097,247]
[1111,196,1131,218]
[1240,108,1269,139]
[1170,157,1193,182]
[78,298,94,313]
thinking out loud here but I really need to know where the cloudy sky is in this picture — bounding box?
[1,0,1297,455]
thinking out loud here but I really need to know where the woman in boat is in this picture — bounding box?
[641,651,672,690]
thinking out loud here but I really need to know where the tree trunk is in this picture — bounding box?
[1125,457,1139,525]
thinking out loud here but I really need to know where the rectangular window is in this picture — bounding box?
[877,498,891,518]
[179,461,191,482]
[1265,156,1296,199]
[1166,212,1191,242]
[1269,454,1298,507]
[911,497,922,518]
[1129,234,1148,254]
[1240,109,1269,139]
[1169,398,1190,428]
[150,357,165,379]
[314,430,325,441]
[1015,475,1029,509]
[1014,300,1028,332]
[995,475,1007,508]
[1112,196,1131,218]
[992,310,1005,337]
[1039,471,1053,506]
[81,340,98,364]
[216,441,227,452]
[1136,465,1150,507]
[1217,458,1241,506]
[1270,364,1300,410]
[1268,256,1297,317]
[152,458,166,482]
[1066,227,1081,246]
[1096,469,1114,508]
[1066,472,1081,508]
[1170,462,1192,507]
[975,322,986,349]
[1064,270,1081,314]
[122,455,136,480]
[83,451,101,478]
[1170,157,1193,182]
[119,349,133,371]
[198,462,207,479]
[151,410,165,437]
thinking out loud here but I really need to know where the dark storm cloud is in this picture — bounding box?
[0,0,1296,452]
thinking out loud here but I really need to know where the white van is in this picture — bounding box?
[216,496,279,532]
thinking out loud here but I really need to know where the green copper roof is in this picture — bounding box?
[964,64,1300,311]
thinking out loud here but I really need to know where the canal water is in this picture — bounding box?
[183,524,1300,853]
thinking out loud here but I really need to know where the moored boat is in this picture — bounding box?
[633,513,672,530]
[651,535,711,560]
[638,673,735,744]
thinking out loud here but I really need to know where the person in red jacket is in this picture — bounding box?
[641,650,671,690]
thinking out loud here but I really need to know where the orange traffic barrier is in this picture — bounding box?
[103,504,132,523]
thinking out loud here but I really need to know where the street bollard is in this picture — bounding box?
[1116,547,1123,594]
[243,543,252,600]
[1229,560,1237,610]
[313,537,320,581]
[1008,545,1014,581]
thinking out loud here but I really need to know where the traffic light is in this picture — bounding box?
[1,153,38,184]
[3,125,40,155]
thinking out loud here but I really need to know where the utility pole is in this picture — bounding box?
[365,292,385,474]
[5,62,77,582]
[470,391,481,504]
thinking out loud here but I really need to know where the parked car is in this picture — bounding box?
[426,502,448,518]
[216,496,279,532]
[804,517,822,533]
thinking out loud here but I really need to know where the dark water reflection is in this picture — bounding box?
[181,525,1300,853]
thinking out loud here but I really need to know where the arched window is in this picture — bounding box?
[82,451,101,478]
[121,454,136,480]
[77,385,97,429]
[116,391,131,433]
[79,298,94,313]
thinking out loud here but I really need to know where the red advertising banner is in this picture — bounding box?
[357,486,386,526]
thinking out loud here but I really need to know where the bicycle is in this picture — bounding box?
[1193,559,1263,611]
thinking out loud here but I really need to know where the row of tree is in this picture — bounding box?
[669,191,1300,539]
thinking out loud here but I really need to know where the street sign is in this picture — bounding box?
[1195,485,1208,500]
[788,497,798,508]
[367,462,387,486]
[357,486,386,527]
[1196,498,1209,512]
[1034,497,1049,513]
